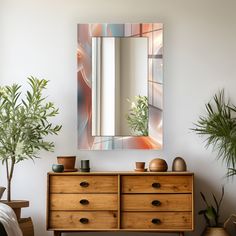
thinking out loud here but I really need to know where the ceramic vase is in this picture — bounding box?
[149,158,168,172]
[201,227,230,236]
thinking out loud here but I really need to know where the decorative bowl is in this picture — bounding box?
[52,164,64,173]
[149,158,168,172]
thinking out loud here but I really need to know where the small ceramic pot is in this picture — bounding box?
[172,157,187,171]
[149,158,168,172]
[80,160,90,172]
[201,227,230,236]
[81,160,90,169]
[135,162,145,170]
[52,164,64,173]
[57,156,76,171]
[0,187,6,200]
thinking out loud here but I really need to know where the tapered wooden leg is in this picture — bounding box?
[54,231,61,236]
[179,232,184,236]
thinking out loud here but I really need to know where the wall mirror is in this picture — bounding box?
[92,37,148,136]
[77,23,163,150]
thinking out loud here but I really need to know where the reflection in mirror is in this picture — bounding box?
[92,37,148,136]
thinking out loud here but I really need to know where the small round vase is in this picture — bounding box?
[52,164,64,173]
[201,227,230,236]
[149,158,168,172]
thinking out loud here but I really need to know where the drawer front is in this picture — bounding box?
[122,194,192,211]
[50,211,118,229]
[50,194,118,211]
[122,175,192,193]
[122,212,192,230]
[50,175,117,193]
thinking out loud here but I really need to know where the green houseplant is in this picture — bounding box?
[0,77,61,201]
[193,90,236,234]
[199,186,225,227]
[199,187,231,236]
[126,95,148,136]
[193,90,236,177]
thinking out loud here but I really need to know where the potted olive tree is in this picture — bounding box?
[0,77,61,205]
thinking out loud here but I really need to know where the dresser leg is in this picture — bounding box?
[54,231,61,236]
[179,232,184,236]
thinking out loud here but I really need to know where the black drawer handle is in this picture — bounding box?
[80,218,89,224]
[80,199,89,205]
[151,218,161,224]
[152,200,161,206]
[80,181,89,187]
[152,182,161,188]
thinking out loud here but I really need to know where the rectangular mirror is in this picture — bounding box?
[92,37,148,136]
[77,23,163,150]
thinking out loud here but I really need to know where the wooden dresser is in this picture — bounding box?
[47,172,194,236]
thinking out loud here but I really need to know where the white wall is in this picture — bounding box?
[0,0,236,236]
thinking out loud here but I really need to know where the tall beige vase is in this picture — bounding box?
[201,227,230,236]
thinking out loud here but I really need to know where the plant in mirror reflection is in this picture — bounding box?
[126,95,148,136]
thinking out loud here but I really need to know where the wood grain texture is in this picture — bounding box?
[49,211,118,229]
[121,212,192,229]
[47,172,194,233]
[50,175,117,193]
[18,217,34,236]
[48,172,193,176]
[50,194,117,211]
[121,175,193,193]
[121,194,192,211]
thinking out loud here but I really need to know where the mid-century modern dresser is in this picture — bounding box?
[47,172,194,236]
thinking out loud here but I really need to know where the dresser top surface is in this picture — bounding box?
[48,171,194,176]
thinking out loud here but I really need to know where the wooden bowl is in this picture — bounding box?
[149,158,168,172]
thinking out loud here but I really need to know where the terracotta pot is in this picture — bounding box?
[149,158,168,172]
[57,156,76,171]
[201,227,230,236]
[135,162,145,170]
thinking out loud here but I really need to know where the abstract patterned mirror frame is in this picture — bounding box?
[77,23,163,150]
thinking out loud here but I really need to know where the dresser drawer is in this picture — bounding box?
[122,212,192,230]
[49,211,118,229]
[122,175,192,193]
[50,194,117,211]
[121,194,192,211]
[50,175,118,193]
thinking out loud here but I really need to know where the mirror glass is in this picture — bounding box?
[92,37,148,136]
